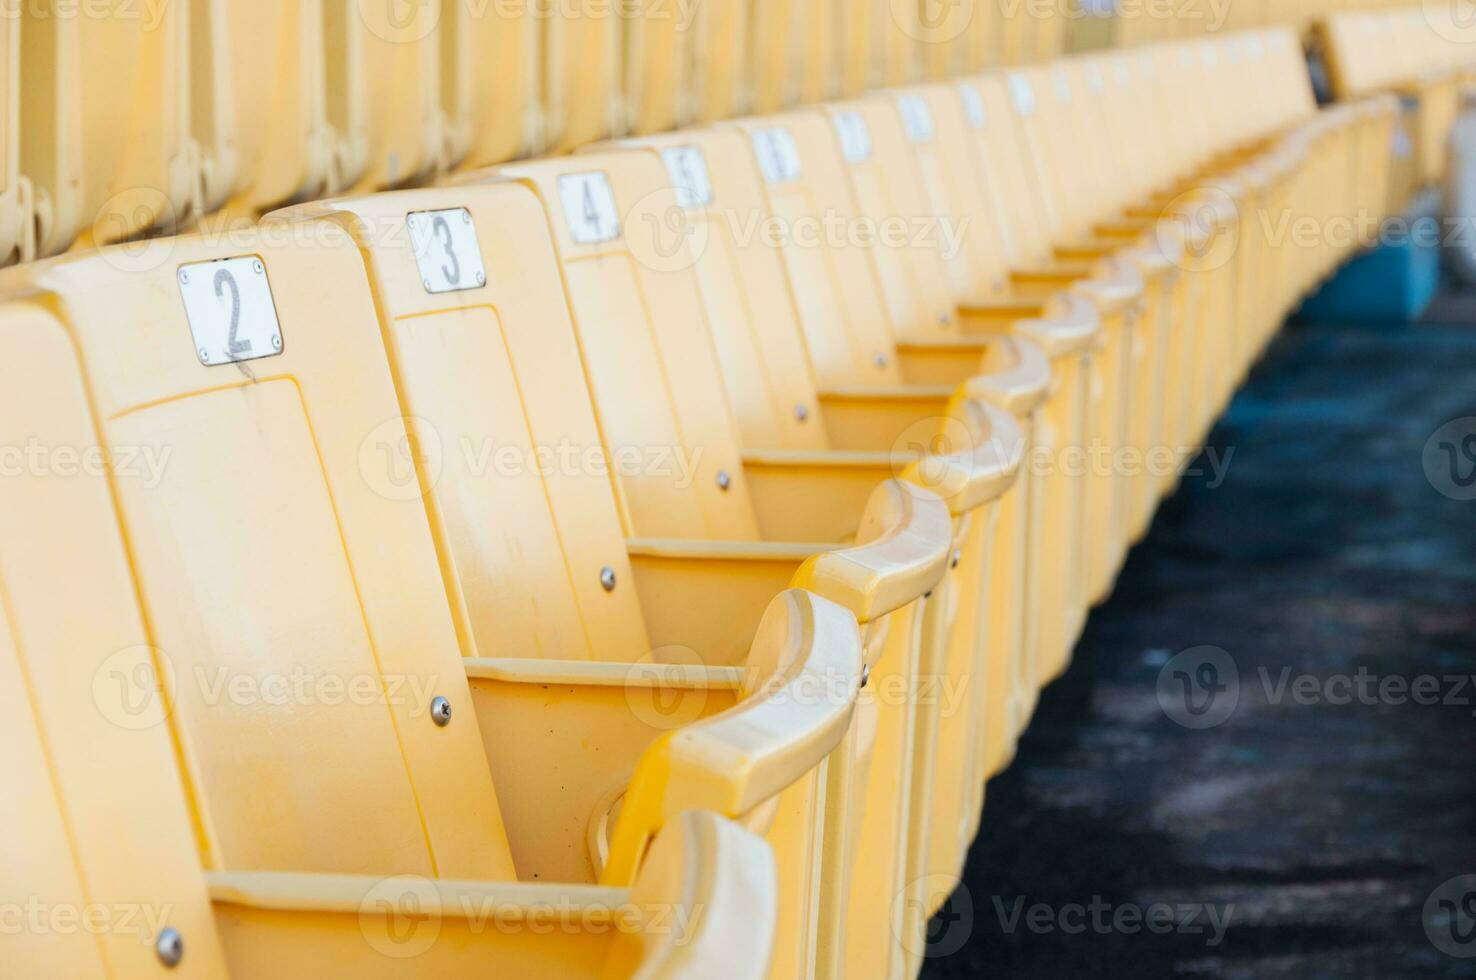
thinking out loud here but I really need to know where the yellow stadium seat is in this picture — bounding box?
[466,149,975,979]
[543,0,621,151]
[277,175,950,979]
[749,0,803,113]
[798,0,840,103]
[623,0,690,135]
[594,122,1047,968]
[685,0,751,121]
[1,12,20,264]
[0,265,788,976]
[16,1,198,256]
[441,0,541,169]
[870,0,920,86]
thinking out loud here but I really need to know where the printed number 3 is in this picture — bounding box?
[433,214,461,286]
[214,268,251,356]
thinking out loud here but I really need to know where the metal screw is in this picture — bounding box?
[155,928,183,968]
[423,278,433,291]
[716,470,732,491]
[198,348,210,362]
[252,259,265,275]
[874,353,889,369]
[430,696,452,727]
[271,335,282,351]
[462,210,472,224]
[794,404,809,422]
[177,269,190,285]
[951,549,961,569]
[475,271,486,286]
[600,566,617,591]
[860,664,871,689]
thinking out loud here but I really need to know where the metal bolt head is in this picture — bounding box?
[600,566,617,591]
[423,278,434,291]
[430,696,452,727]
[252,259,265,275]
[177,269,190,285]
[198,348,210,362]
[155,928,183,967]
[794,404,809,422]
[271,335,282,351]
[716,470,732,491]
[475,271,486,286]
[874,352,889,369]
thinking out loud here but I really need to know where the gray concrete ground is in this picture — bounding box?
[922,299,1476,978]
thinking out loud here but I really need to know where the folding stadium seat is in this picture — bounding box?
[834,0,874,96]
[14,0,198,256]
[1,13,20,265]
[0,225,868,976]
[798,0,840,104]
[590,124,1051,974]
[462,150,987,980]
[543,0,622,151]
[870,0,921,86]
[685,0,751,121]
[440,0,540,169]
[267,180,953,980]
[623,0,690,135]
[749,0,803,113]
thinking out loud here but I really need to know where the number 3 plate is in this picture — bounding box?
[407,207,487,294]
[178,256,284,366]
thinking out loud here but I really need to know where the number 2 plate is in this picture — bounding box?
[408,208,487,294]
[178,256,283,366]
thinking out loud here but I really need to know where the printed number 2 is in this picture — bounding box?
[433,214,461,286]
[214,268,251,356]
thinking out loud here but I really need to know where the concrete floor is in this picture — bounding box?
[922,302,1476,978]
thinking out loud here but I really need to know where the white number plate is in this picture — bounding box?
[833,111,873,163]
[178,256,283,366]
[898,96,936,143]
[753,127,803,183]
[1008,74,1036,116]
[958,84,987,129]
[660,146,714,210]
[558,172,621,244]
[407,208,487,294]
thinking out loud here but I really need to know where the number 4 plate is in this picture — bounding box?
[178,256,284,366]
[407,207,488,294]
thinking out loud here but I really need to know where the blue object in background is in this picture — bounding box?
[1297,189,1441,324]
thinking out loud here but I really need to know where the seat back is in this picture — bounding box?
[817,98,957,343]
[542,0,621,151]
[871,0,920,86]
[1,14,19,264]
[749,0,803,113]
[18,2,196,254]
[623,0,690,135]
[441,0,540,169]
[12,231,520,883]
[798,0,840,103]
[602,130,830,453]
[270,183,656,665]
[685,0,751,122]
[488,152,762,541]
[0,299,230,976]
[727,112,903,389]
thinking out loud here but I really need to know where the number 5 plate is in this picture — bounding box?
[407,207,487,294]
[178,256,284,366]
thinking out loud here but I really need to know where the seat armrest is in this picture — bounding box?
[958,336,1052,417]
[602,590,862,885]
[1013,294,1102,360]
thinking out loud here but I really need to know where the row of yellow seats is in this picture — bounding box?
[0,0,1071,268]
[0,25,1395,980]
[1320,6,1476,189]
[1112,0,1414,45]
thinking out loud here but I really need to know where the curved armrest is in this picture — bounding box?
[960,335,1052,416]
[1069,259,1145,316]
[793,478,951,623]
[601,591,862,886]
[897,400,1023,515]
[1014,293,1102,361]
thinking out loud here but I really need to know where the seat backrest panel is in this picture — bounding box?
[729,113,903,389]
[282,183,655,663]
[26,234,517,882]
[491,153,761,541]
[610,131,830,453]
[0,301,230,975]
[442,0,539,168]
